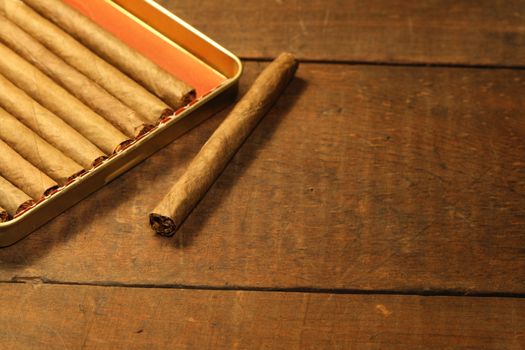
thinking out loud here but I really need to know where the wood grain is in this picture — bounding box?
[0,283,522,349]
[155,0,525,66]
[0,62,523,294]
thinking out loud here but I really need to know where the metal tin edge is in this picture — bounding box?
[0,0,242,247]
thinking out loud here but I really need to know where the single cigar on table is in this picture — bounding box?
[24,0,196,110]
[0,108,84,184]
[150,53,299,236]
[0,175,35,219]
[0,15,152,138]
[0,43,130,154]
[0,73,106,169]
[0,0,173,123]
[0,139,58,200]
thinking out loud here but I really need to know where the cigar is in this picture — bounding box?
[0,73,106,169]
[0,43,130,155]
[0,0,173,123]
[0,175,35,217]
[0,139,58,200]
[0,15,152,139]
[150,53,299,236]
[24,0,196,110]
[0,108,85,185]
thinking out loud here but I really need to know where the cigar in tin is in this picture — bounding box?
[0,43,131,155]
[0,0,173,123]
[0,15,153,139]
[0,139,59,200]
[0,175,35,218]
[0,73,106,169]
[0,207,7,222]
[0,108,85,185]
[24,0,196,110]
[150,53,299,236]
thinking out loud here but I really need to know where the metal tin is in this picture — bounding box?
[0,0,242,246]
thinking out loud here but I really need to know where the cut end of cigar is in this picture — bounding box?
[182,89,197,107]
[43,185,60,197]
[16,200,36,215]
[114,139,134,153]
[149,213,177,237]
[136,124,155,138]
[160,108,174,120]
[68,169,87,183]
[0,210,9,223]
[92,156,108,167]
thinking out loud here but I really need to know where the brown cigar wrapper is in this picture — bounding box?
[0,175,34,217]
[0,0,172,123]
[0,207,7,222]
[0,15,152,138]
[0,73,105,169]
[150,53,299,236]
[0,43,130,154]
[24,0,196,110]
[0,140,58,200]
[0,108,84,185]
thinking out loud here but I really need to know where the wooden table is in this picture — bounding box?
[1,1,524,348]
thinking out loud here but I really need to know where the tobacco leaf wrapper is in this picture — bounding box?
[0,73,105,169]
[0,108,84,184]
[150,53,299,236]
[24,0,196,110]
[0,15,152,138]
[0,43,130,154]
[0,0,172,123]
[0,207,7,222]
[0,139,58,200]
[0,175,34,217]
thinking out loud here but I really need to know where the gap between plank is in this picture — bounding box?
[242,57,525,70]
[2,278,524,299]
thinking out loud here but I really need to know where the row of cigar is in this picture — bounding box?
[0,0,196,222]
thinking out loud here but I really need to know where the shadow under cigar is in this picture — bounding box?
[170,76,308,249]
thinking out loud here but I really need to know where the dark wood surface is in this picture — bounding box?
[1,1,524,348]
[158,0,525,66]
[0,283,523,349]
[1,62,524,295]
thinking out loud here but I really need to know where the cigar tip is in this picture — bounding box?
[114,139,134,153]
[68,169,87,183]
[92,156,108,168]
[279,52,296,59]
[16,200,36,216]
[136,124,155,138]
[277,52,298,64]
[182,89,197,106]
[0,210,9,223]
[43,185,60,197]
[149,213,177,237]
[159,108,175,120]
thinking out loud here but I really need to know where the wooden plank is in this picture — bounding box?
[0,62,523,293]
[0,283,523,349]
[156,0,525,66]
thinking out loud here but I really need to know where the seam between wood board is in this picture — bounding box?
[242,57,525,70]
[1,279,524,299]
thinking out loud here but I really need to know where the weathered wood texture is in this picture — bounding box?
[0,283,522,349]
[0,62,523,293]
[156,0,525,66]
